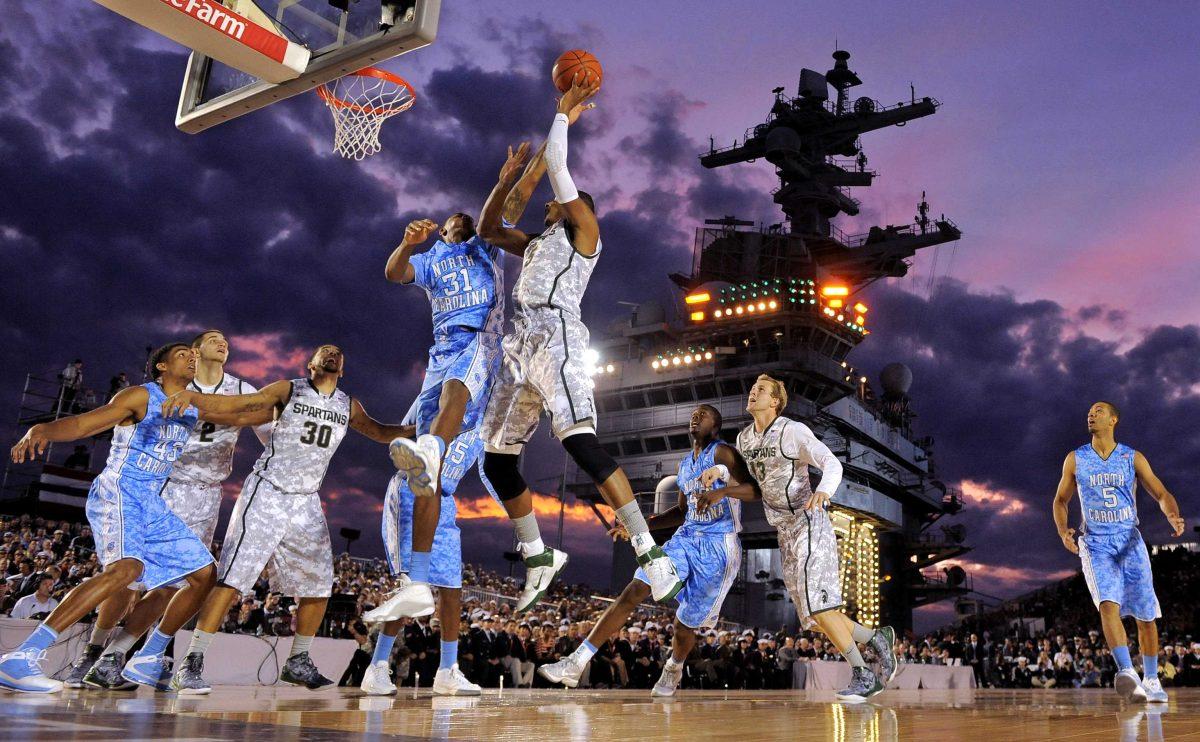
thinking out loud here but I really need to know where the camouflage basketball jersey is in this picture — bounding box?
[737,416,814,526]
[171,374,259,486]
[512,220,601,318]
[252,378,351,494]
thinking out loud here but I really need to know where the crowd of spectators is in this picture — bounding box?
[6,512,1200,692]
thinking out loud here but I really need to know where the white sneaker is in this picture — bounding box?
[390,434,443,498]
[1115,668,1148,702]
[432,664,482,696]
[1142,675,1168,703]
[537,655,586,688]
[363,579,434,623]
[360,660,397,696]
[637,546,684,602]
[651,657,683,697]
[516,547,569,613]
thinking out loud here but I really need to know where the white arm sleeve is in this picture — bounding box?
[545,112,579,204]
[783,420,844,497]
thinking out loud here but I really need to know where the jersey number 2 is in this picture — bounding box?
[197,422,217,443]
[300,422,332,448]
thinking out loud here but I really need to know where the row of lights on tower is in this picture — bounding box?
[651,348,714,370]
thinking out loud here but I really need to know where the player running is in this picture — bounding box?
[160,344,413,694]
[538,404,759,695]
[361,402,498,696]
[1053,401,1185,703]
[719,374,897,703]
[64,329,270,690]
[1,343,221,693]
[476,77,682,608]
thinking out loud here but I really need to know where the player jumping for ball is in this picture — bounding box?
[1052,401,1185,703]
[717,374,897,702]
[539,404,759,695]
[476,77,683,607]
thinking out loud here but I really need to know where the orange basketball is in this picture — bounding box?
[552,49,603,93]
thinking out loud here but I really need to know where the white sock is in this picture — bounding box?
[520,537,546,558]
[89,625,114,647]
[290,634,314,658]
[186,629,214,657]
[571,641,598,665]
[107,629,139,657]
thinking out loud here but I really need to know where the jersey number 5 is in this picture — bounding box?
[1101,486,1118,508]
[300,422,333,448]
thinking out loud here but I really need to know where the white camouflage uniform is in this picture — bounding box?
[217,379,350,598]
[483,220,601,453]
[161,374,268,547]
[737,415,845,626]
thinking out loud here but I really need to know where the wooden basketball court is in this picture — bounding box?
[1,686,1194,740]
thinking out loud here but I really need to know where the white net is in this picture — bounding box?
[317,69,415,160]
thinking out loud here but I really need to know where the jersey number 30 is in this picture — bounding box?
[300,422,333,448]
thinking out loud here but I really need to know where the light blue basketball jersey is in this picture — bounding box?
[677,440,741,535]
[1074,442,1138,536]
[105,382,197,483]
[409,235,504,337]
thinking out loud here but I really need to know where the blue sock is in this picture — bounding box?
[17,624,58,653]
[1113,645,1132,671]
[411,551,432,584]
[373,632,396,665]
[583,640,598,654]
[1143,654,1158,679]
[440,640,458,670]
[141,627,171,657]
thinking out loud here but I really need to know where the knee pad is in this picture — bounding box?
[482,452,527,501]
[562,432,618,484]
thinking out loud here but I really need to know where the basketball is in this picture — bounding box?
[552,49,603,93]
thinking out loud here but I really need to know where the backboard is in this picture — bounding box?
[176,0,440,133]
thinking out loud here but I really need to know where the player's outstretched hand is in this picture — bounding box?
[699,465,725,489]
[696,489,726,514]
[11,425,49,463]
[557,74,599,124]
[806,490,831,512]
[1168,513,1186,537]
[403,218,439,246]
[499,142,531,183]
[1058,527,1079,554]
[161,390,197,419]
[608,523,630,542]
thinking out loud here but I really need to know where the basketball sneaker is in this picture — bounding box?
[651,657,684,697]
[433,664,482,696]
[83,652,135,690]
[835,666,884,703]
[516,547,569,612]
[361,660,397,696]
[1141,675,1168,703]
[390,434,443,499]
[64,643,104,689]
[537,655,587,688]
[870,626,898,685]
[1115,668,1148,702]
[638,546,684,603]
[364,574,434,623]
[0,648,63,693]
[121,651,174,691]
[170,652,211,695]
[281,652,334,690]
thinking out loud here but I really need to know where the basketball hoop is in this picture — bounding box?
[316,67,415,160]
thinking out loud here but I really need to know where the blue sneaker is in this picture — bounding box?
[0,649,64,693]
[121,652,174,691]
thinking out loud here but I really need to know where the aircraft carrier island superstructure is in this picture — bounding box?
[572,51,970,632]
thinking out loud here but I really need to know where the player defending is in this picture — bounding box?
[719,374,896,702]
[362,404,497,696]
[539,404,759,696]
[1053,401,1184,703]
[476,77,683,607]
[160,344,413,694]
[65,329,269,689]
[1,344,218,693]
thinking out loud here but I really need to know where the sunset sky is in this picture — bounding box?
[2,1,1198,631]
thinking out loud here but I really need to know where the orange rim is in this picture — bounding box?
[316,67,416,115]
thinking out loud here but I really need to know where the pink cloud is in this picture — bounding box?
[226,332,311,385]
[959,479,1028,516]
